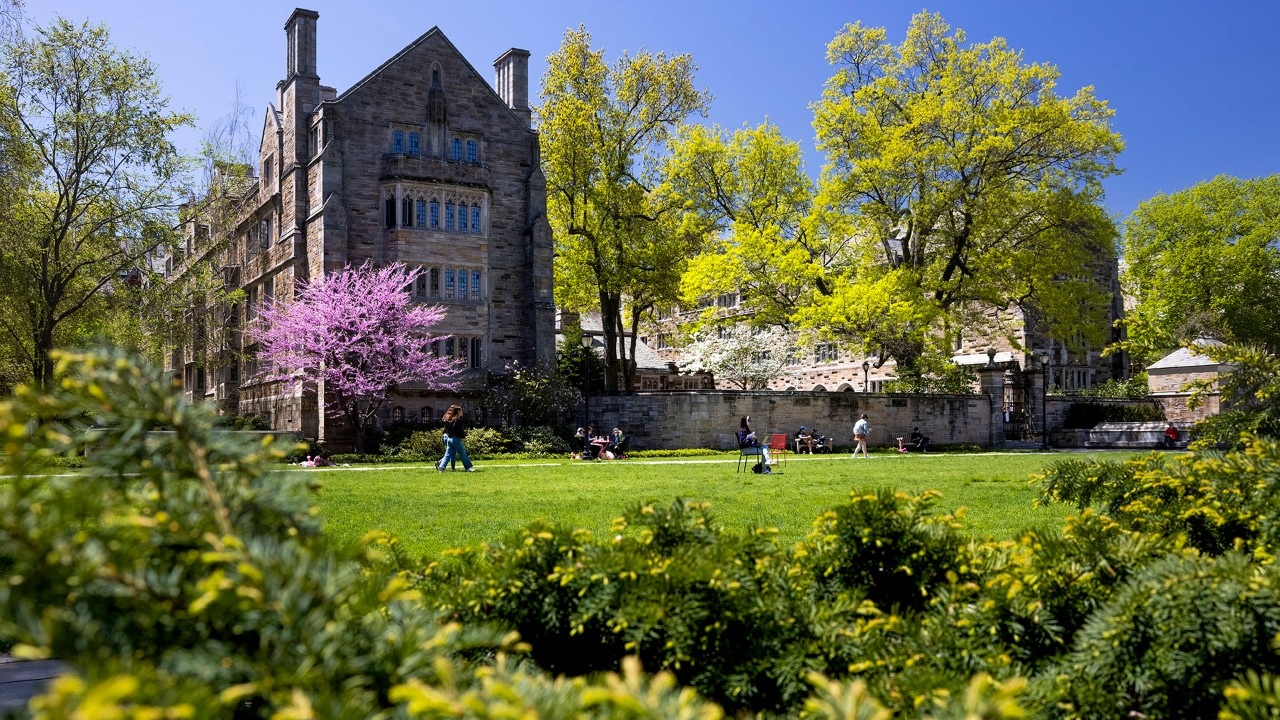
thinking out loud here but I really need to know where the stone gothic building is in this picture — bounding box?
[167,9,555,447]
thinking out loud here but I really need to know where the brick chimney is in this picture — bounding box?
[493,48,531,127]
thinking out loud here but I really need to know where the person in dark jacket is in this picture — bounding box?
[436,404,475,472]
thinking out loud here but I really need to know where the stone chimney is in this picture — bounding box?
[285,8,319,79]
[493,48,531,127]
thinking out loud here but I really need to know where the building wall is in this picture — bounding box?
[169,9,554,449]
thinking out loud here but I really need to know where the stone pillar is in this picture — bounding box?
[978,363,1005,448]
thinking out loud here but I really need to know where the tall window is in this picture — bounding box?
[401,197,412,227]
[445,269,454,299]
[430,268,440,296]
[415,274,427,298]
[451,138,462,161]
[470,204,480,233]
[385,198,396,228]
[458,270,468,299]
[408,131,420,156]
[470,338,482,368]
[445,202,454,231]
[393,129,404,154]
[259,218,271,247]
[459,337,469,366]
[416,199,426,227]
[466,139,478,163]
[445,338,455,357]
[470,270,480,299]
[429,199,440,228]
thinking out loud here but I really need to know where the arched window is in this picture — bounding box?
[444,269,454,299]
[408,132,420,156]
[430,267,440,296]
[415,273,426,298]
[459,337,470,365]
[415,199,426,227]
[392,129,404,154]
[471,270,480,299]
[451,138,462,161]
[429,199,440,228]
[445,202,455,231]
[470,204,480,233]
[445,337,455,357]
[466,139,478,163]
[421,406,433,421]
[458,270,468,299]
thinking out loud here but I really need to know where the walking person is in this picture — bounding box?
[852,414,871,458]
[436,404,475,472]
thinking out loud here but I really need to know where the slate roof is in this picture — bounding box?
[1147,339,1225,372]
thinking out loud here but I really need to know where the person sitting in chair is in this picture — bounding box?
[606,427,626,459]
[737,416,772,472]
[795,426,814,454]
[910,427,932,453]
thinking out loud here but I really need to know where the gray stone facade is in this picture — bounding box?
[169,9,554,448]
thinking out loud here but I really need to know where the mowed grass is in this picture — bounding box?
[310,450,1140,561]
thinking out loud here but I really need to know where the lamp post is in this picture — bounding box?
[581,335,593,433]
[1037,351,1050,451]
[862,360,870,393]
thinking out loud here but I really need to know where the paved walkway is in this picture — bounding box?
[0,655,66,713]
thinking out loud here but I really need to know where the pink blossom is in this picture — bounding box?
[249,262,459,450]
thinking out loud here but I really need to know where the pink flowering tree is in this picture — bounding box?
[250,262,458,452]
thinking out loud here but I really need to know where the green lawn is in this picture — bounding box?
[310,450,1138,560]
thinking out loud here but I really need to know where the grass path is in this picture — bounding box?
[311,450,1137,560]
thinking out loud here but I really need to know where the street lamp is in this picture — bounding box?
[862,360,870,393]
[1037,351,1050,451]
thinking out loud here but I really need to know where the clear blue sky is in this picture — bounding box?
[27,0,1280,221]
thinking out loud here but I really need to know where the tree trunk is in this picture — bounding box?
[598,291,622,393]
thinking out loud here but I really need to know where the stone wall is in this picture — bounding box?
[579,390,996,452]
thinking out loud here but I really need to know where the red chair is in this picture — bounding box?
[768,433,788,469]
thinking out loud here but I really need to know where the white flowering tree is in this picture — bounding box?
[677,325,798,390]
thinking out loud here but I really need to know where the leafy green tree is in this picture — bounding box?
[807,12,1122,376]
[1119,174,1280,366]
[540,26,711,392]
[665,121,819,330]
[0,18,193,387]
[479,359,581,428]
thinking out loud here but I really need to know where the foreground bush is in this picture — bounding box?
[0,350,731,718]
[9,349,1280,719]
